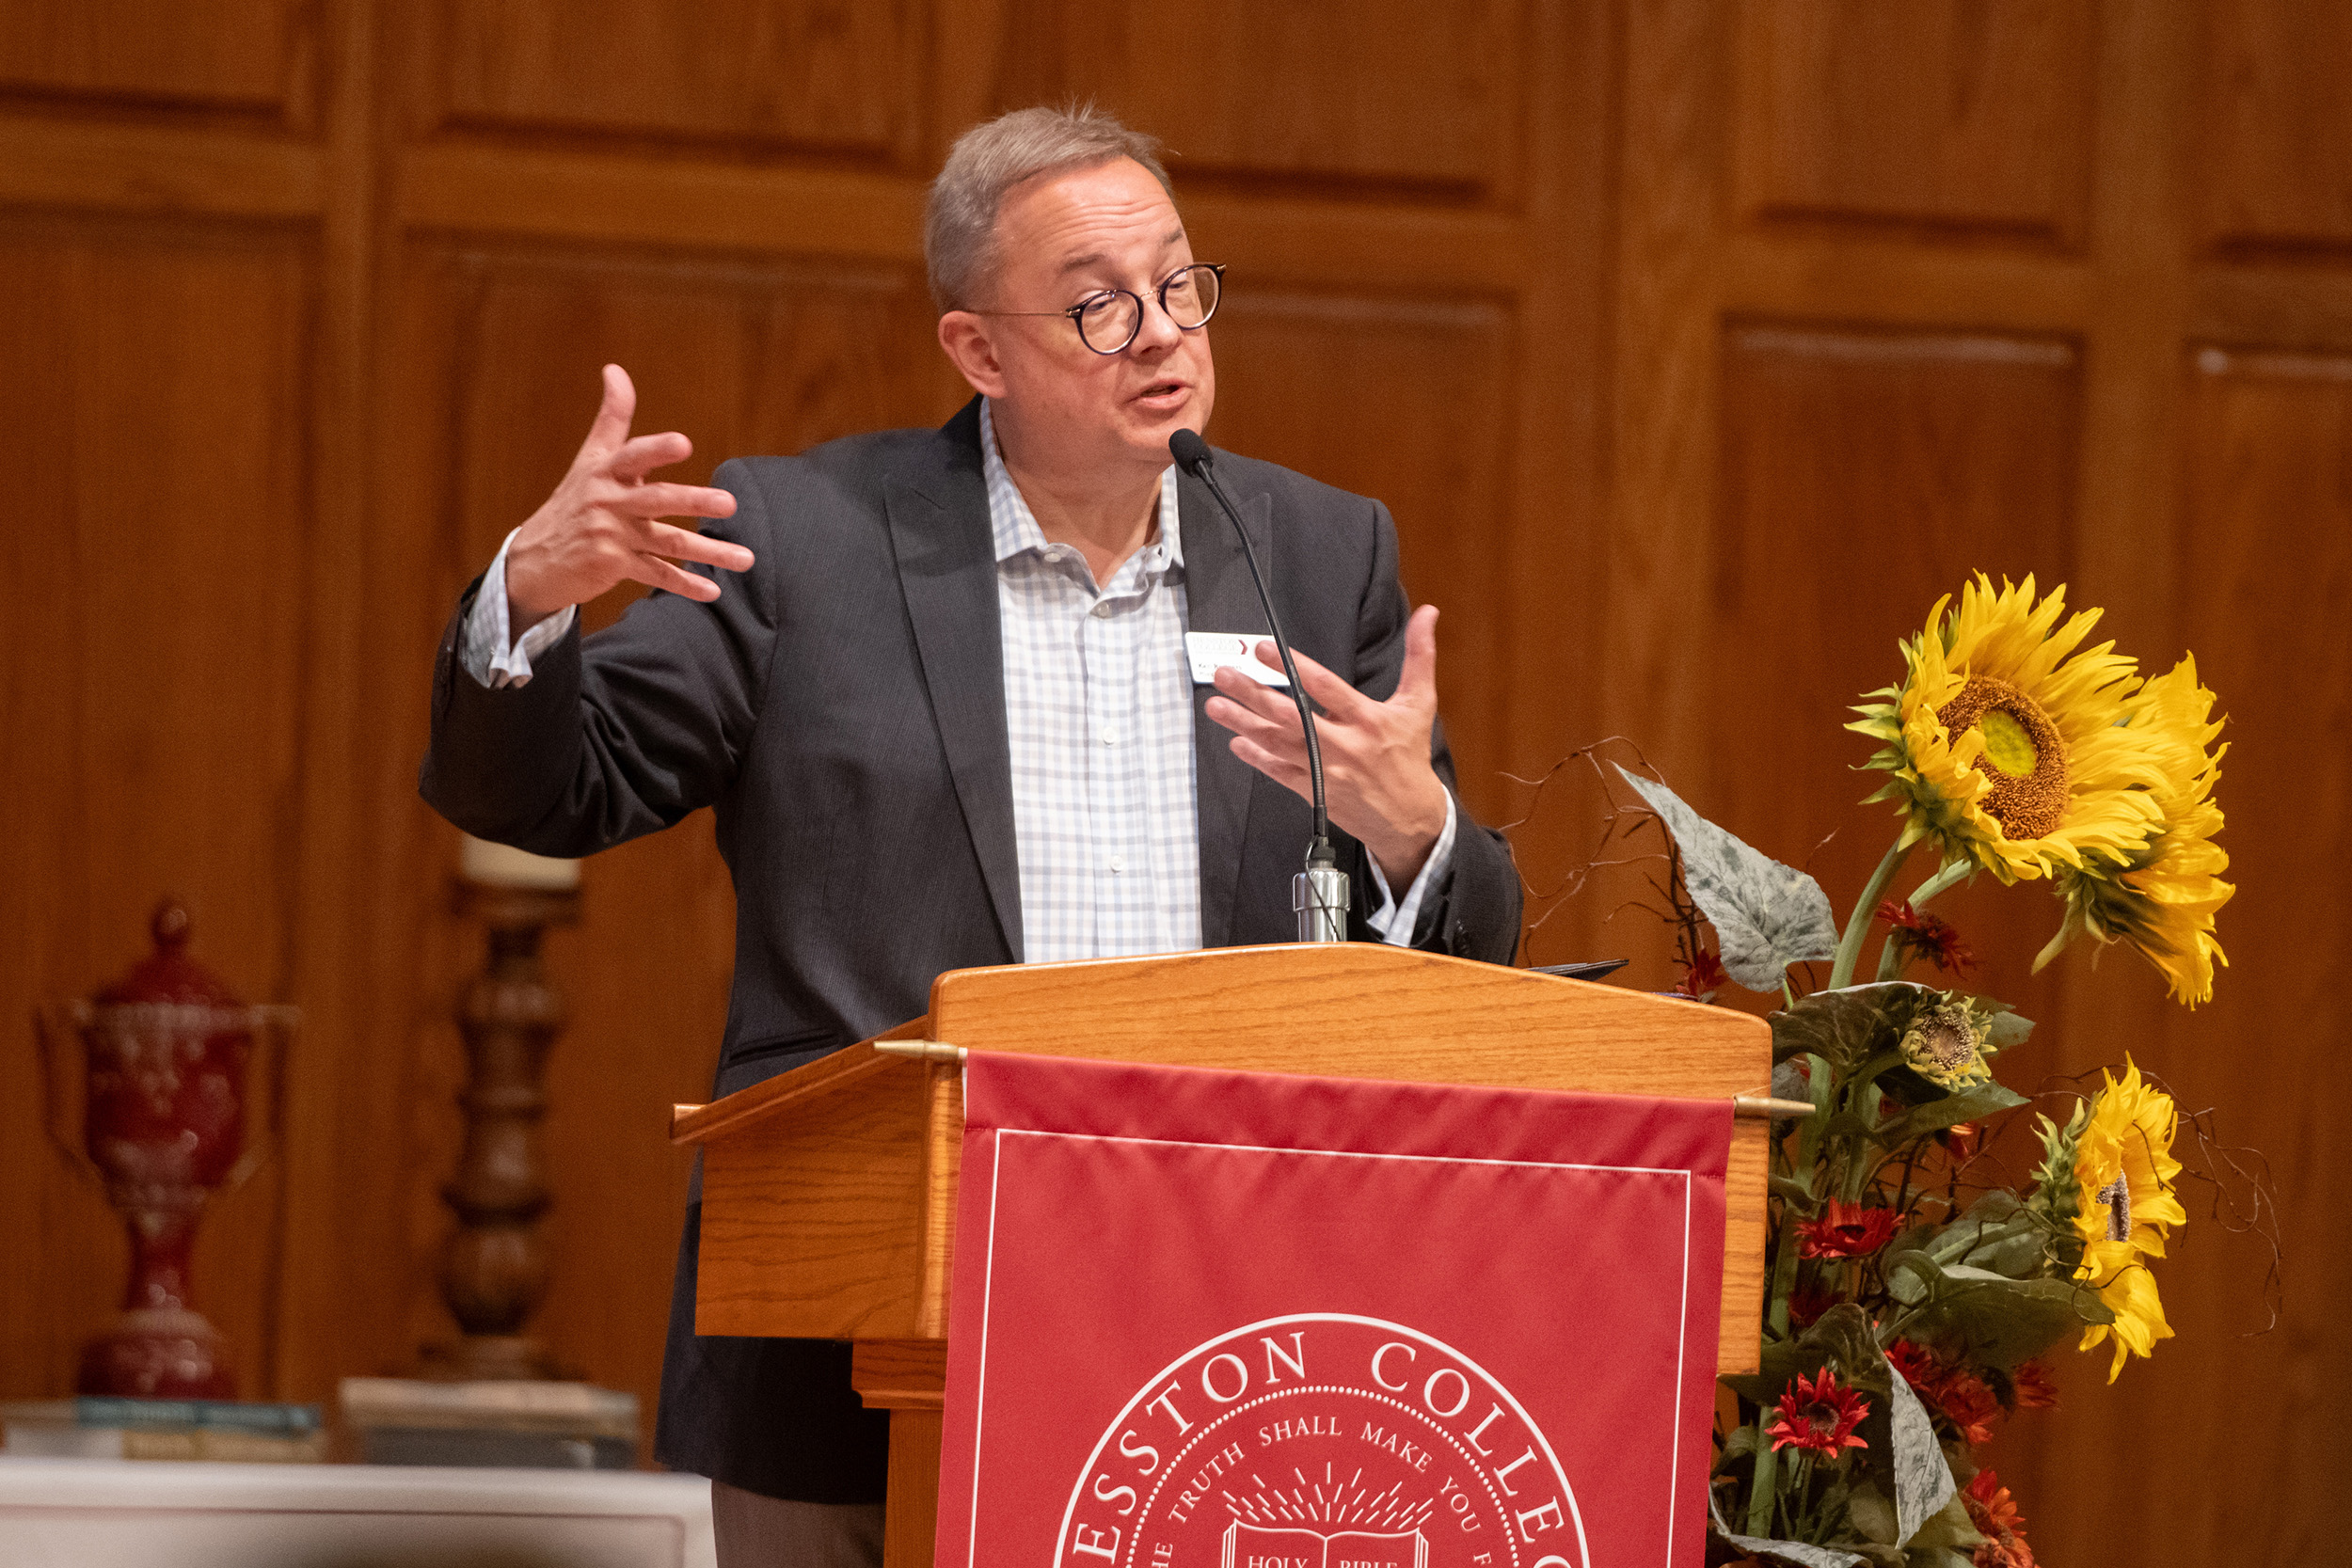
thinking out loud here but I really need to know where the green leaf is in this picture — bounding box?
[1900,1490,1986,1554]
[1920,1191,2058,1279]
[1614,766,1839,990]
[1883,1257,2114,1369]
[1872,1081,2031,1146]
[1845,1481,1899,1545]
[1979,1000,2034,1053]
[1902,1549,1979,1568]
[1800,1305,1890,1395]
[1721,1337,1812,1405]
[1770,984,1937,1071]
[1883,1362,1957,1546]
[1772,1173,1819,1209]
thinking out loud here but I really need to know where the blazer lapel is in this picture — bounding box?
[1179,469,1276,949]
[886,404,1025,960]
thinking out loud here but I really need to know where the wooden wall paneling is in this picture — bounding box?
[1731,0,2094,246]
[431,0,926,166]
[269,0,406,1407]
[1989,348,2352,1565]
[0,0,314,123]
[2070,0,2189,630]
[1490,0,1617,971]
[0,216,316,1400]
[1599,0,1730,990]
[990,0,1520,198]
[2200,0,2352,257]
[1206,292,1515,819]
[1708,324,2083,946]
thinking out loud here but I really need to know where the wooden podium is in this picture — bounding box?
[669,943,1772,1567]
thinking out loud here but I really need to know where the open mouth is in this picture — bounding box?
[1135,379,1187,402]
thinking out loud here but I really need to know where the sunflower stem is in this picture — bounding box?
[1907,857,1970,911]
[1829,838,1914,990]
[1747,1418,1779,1536]
[1873,935,1904,982]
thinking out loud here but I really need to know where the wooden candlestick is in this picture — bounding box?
[421,877,580,1382]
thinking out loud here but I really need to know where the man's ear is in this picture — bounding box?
[937,311,1009,400]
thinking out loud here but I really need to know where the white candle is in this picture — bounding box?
[459,834,581,891]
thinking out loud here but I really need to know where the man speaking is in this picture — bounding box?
[422,104,1520,1564]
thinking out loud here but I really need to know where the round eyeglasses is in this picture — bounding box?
[974,263,1224,355]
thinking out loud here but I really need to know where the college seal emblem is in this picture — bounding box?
[1056,1314,1587,1568]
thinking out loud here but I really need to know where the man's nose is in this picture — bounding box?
[1129,293,1185,354]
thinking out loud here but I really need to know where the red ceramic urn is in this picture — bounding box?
[52,901,275,1399]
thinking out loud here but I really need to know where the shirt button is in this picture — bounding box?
[1090,601,1111,618]
[1101,728,1119,746]
[1110,855,1127,874]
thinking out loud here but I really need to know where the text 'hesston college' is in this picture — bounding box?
[1066,1325,1581,1568]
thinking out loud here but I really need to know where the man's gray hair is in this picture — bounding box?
[925,104,1174,313]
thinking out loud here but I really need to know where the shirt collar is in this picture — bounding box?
[980,399,1184,572]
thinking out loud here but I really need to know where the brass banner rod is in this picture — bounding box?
[872,1042,1812,1119]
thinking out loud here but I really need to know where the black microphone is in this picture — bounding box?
[1169,429,1349,942]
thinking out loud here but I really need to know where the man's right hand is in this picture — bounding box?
[503,364,752,630]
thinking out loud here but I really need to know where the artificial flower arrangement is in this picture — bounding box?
[1604,576,2235,1568]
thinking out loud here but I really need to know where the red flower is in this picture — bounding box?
[1884,1338,1942,1392]
[1962,1469,2036,1568]
[1767,1369,1870,1459]
[1877,899,1977,975]
[1940,1121,1981,1161]
[2009,1360,2058,1411]
[1797,1200,1902,1259]
[1937,1370,2001,1446]
[1675,948,1728,999]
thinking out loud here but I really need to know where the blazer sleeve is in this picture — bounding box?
[419,458,781,857]
[1348,500,1523,964]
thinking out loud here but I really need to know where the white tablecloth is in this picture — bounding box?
[0,1457,715,1568]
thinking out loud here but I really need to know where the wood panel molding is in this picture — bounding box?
[1731,0,2093,249]
[2199,0,2352,258]
[422,0,927,167]
[0,0,314,125]
[991,0,1523,203]
[392,141,1535,292]
[0,116,322,220]
[398,144,924,259]
[1722,230,2090,332]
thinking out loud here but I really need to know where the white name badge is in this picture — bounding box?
[1185,631,1290,688]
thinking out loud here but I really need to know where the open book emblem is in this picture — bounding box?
[1223,1521,1429,1568]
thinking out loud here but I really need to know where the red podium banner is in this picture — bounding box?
[934,1053,1731,1568]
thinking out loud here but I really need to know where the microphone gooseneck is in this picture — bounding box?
[1169,430,1349,942]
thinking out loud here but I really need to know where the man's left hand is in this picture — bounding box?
[1206,604,1451,889]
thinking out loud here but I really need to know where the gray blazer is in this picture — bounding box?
[420,398,1521,1501]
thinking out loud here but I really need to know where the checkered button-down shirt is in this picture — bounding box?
[983,400,1201,962]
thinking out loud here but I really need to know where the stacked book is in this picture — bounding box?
[0,1397,326,1461]
[339,1379,638,1469]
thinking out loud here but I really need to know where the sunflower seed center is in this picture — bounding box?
[2096,1173,2131,1242]
[1935,676,2070,840]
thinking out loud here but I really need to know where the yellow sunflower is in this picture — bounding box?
[2070,1058,2187,1380]
[2037,656,2233,1006]
[1850,576,2167,884]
